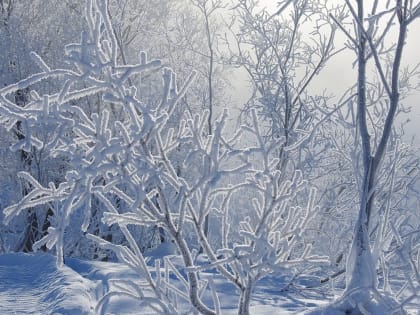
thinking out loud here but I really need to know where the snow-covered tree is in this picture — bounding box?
[228,0,420,313]
[0,0,86,253]
[0,0,323,314]
[307,1,420,313]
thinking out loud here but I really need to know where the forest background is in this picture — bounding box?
[0,0,419,314]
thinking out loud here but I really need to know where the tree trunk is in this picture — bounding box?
[345,203,377,291]
[238,279,253,315]
[344,0,378,293]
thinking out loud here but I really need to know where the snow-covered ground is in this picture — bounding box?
[1,252,419,314]
[0,253,96,314]
[0,252,330,314]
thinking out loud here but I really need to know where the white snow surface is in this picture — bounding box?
[0,252,331,314]
[0,252,95,314]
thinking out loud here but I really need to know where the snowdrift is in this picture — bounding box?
[0,252,321,314]
[0,253,95,314]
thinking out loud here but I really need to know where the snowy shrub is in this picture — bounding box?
[0,0,326,314]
